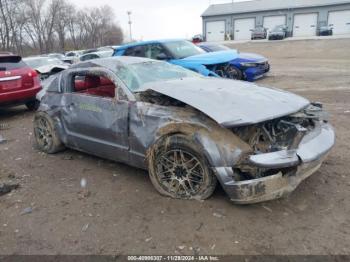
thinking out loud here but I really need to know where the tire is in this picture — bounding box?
[33,112,65,154]
[148,134,217,200]
[226,65,243,80]
[26,100,40,111]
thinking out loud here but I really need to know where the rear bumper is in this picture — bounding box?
[214,122,335,204]
[0,85,41,106]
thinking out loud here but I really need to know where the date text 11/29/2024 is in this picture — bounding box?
[127,256,220,261]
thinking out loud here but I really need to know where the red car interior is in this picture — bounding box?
[74,76,115,98]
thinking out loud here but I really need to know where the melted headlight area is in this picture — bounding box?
[232,116,315,154]
[231,103,325,180]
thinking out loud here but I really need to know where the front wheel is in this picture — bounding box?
[33,112,65,154]
[148,135,217,200]
[225,65,243,80]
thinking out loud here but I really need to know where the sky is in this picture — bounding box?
[69,0,249,41]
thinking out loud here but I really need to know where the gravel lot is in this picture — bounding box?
[0,38,350,255]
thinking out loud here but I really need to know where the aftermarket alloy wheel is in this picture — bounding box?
[148,135,217,200]
[33,112,65,154]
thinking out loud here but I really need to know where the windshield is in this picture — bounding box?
[24,57,63,68]
[115,61,200,91]
[0,56,26,70]
[273,25,285,32]
[163,40,205,59]
[254,27,265,32]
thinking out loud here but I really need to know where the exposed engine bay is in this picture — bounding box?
[232,103,327,180]
[205,63,240,79]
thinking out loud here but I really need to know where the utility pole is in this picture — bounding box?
[127,11,132,41]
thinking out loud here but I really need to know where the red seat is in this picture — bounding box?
[74,76,115,98]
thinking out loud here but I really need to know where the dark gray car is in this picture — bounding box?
[34,57,335,204]
[268,25,288,40]
[251,27,267,40]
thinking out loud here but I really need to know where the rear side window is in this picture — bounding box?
[124,46,146,57]
[0,56,26,71]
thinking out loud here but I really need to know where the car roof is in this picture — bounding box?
[23,56,57,61]
[0,52,21,59]
[116,39,187,50]
[0,52,14,56]
[72,56,158,69]
[198,43,219,47]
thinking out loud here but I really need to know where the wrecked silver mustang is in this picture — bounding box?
[33,57,335,204]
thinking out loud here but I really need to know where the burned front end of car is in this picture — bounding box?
[204,63,239,79]
[217,103,335,204]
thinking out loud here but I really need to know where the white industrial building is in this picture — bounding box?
[202,0,350,41]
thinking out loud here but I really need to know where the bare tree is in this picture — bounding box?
[0,0,123,55]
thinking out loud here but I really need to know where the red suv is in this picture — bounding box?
[0,53,41,110]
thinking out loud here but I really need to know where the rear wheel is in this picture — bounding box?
[148,135,217,200]
[26,100,40,111]
[33,112,65,154]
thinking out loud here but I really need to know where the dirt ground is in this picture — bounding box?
[0,38,350,256]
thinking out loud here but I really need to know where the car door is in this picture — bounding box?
[60,68,129,163]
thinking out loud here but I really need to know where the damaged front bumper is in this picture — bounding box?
[214,122,335,204]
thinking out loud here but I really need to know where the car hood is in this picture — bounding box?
[270,31,284,35]
[35,64,69,74]
[238,52,266,62]
[139,78,310,127]
[172,50,238,66]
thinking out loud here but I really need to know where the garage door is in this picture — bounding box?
[293,13,318,37]
[328,10,350,35]
[234,18,255,40]
[206,21,225,42]
[263,15,286,32]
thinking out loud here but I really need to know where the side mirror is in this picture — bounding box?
[156,53,169,60]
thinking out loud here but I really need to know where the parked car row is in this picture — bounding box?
[114,39,270,81]
[251,24,333,41]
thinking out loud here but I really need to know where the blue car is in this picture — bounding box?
[114,39,245,79]
[198,43,270,82]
